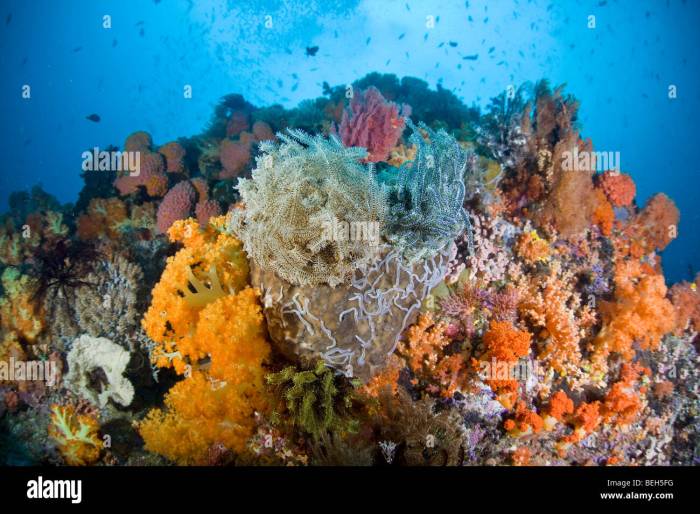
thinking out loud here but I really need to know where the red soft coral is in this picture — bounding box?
[338,86,410,163]
[597,171,636,207]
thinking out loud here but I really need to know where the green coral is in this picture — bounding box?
[266,361,359,439]
[228,129,387,287]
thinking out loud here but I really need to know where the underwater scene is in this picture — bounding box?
[0,0,699,478]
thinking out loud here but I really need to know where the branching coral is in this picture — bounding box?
[48,404,102,466]
[337,86,410,163]
[229,129,387,288]
[383,120,471,262]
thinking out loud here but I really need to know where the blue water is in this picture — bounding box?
[0,0,698,283]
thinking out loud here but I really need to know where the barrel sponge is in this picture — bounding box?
[64,334,135,408]
[229,129,387,288]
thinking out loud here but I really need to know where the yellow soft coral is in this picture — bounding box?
[141,216,249,373]
[48,404,103,466]
[137,287,271,464]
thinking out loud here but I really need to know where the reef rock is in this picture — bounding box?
[252,244,452,382]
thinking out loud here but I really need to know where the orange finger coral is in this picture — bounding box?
[48,404,103,466]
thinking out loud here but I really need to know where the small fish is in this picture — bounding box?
[468,15,473,22]
[366,37,371,45]
[438,42,444,48]
[463,53,478,60]
[449,41,458,47]
[398,33,405,40]
[291,83,299,92]
[484,17,489,23]
[73,46,82,52]
[6,13,11,25]
[139,28,144,37]
[86,114,101,123]
[305,46,318,56]
[405,3,410,11]
[112,39,118,47]
[488,46,495,53]
[385,58,391,66]
[423,33,428,41]
[292,73,298,79]
[598,0,607,5]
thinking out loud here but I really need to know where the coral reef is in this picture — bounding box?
[0,73,697,468]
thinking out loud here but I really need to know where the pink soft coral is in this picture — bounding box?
[156,181,195,234]
[338,86,410,163]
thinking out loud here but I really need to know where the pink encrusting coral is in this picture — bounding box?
[156,180,195,234]
[338,86,411,163]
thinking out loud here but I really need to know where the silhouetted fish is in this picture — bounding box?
[463,54,478,60]
[398,33,405,40]
[6,13,11,25]
[305,46,318,56]
[449,41,458,47]
[86,114,101,123]
[366,37,371,45]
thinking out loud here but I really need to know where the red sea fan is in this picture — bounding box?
[156,180,195,234]
[338,86,411,163]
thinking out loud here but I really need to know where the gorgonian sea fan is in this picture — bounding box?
[384,120,472,261]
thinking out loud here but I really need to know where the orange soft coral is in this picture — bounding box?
[141,217,249,374]
[670,274,700,334]
[515,230,550,264]
[597,171,636,207]
[620,193,680,255]
[592,188,615,236]
[398,313,467,397]
[544,390,574,430]
[137,287,271,464]
[48,404,103,466]
[592,260,676,364]
[602,363,648,426]
[518,265,585,375]
[0,268,43,344]
[482,320,531,362]
[505,401,544,437]
[76,197,128,241]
